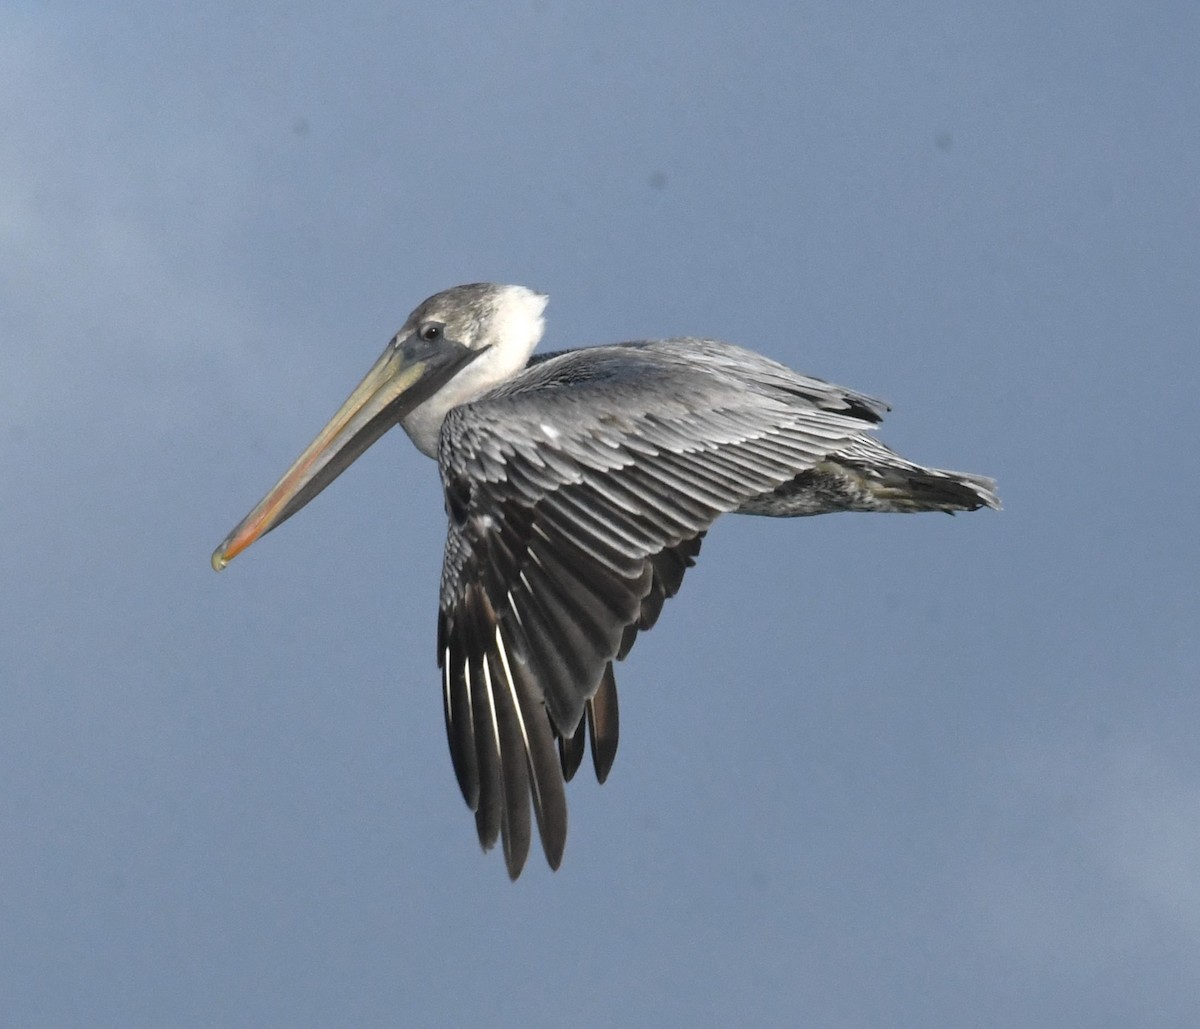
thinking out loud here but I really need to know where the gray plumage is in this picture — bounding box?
[212,283,1000,880]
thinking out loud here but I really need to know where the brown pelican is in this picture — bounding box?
[212,283,999,878]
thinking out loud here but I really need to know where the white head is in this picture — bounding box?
[210,284,549,569]
[397,283,549,455]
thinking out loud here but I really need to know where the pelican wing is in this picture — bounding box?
[435,339,887,877]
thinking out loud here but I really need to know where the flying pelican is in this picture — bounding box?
[212,283,999,878]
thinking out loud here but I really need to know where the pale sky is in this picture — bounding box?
[2,3,1198,1026]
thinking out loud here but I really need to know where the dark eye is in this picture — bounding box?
[419,323,443,342]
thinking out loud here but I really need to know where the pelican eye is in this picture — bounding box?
[419,323,443,342]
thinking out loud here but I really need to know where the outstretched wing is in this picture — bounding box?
[435,339,886,878]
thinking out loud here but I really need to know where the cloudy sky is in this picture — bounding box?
[3,2,1198,1026]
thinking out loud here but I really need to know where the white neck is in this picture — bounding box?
[400,286,546,457]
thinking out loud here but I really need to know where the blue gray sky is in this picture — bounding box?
[3,3,1198,1026]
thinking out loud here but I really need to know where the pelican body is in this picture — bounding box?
[213,283,999,878]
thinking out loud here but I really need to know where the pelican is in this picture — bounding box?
[212,283,999,878]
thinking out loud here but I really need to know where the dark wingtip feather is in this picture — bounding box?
[502,809,531,880]
[465,590,503,853]
[490,656,533,881]
[496,621,570,875]
[475,807,499,853]
[440,615,480,812]
[587,664,620,784]
[558,724,586,782]
[543,839,565,872]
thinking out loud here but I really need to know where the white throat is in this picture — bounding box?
[400,285,547,457]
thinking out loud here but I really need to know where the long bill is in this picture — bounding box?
[211,334,483,571]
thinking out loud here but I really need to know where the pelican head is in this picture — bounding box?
[211,283,548,571]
